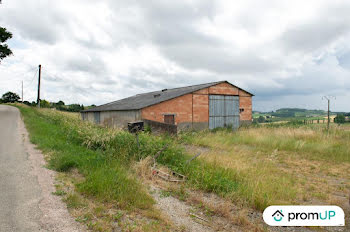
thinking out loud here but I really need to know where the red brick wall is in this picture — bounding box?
[208,82,239,95]
[239,95,252,121]
[141,94,192,125]
[193,94,208,122]
[141,82,253,127]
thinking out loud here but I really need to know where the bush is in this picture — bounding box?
[40,99,51,108]
[258,116,265,123]
[334,114,346,124]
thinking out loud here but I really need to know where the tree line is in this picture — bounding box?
[0,91,95,112]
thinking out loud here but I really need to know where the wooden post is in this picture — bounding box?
[327,98,330,130]
[37,64,41,108]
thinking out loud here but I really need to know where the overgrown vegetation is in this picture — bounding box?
[17,106,165,231]
[21,99,92,112]
[179,123,350,212]
[16,105,350,230]
[16,105,247,229]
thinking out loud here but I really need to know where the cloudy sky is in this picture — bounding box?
[1,0,349,112]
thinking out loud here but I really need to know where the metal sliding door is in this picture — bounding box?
[209,95,239,130]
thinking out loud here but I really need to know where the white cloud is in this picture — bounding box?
[0,0,349,111]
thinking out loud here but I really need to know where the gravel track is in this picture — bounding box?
[0,105,84,232]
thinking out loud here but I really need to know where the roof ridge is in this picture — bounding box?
[129,81,225,96]
[163,80,225,91]
[81,80,253,112]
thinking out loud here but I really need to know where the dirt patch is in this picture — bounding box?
[135,157,261,231]
[19,115,85,231]
[151,185,215,232]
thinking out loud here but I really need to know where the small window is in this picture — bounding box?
[240,108,245,113]
[164,114,175,125]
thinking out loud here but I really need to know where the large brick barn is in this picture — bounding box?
[81,81,253,131]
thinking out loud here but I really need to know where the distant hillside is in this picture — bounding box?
[253,108,333,122]
[272,108,327,118]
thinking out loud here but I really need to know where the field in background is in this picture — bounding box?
[15,105,350,231]
[253,108,340,123]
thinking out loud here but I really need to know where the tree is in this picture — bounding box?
[0,27,13,62]
[52,100,65,110]
[258,116,266,123]
[57,100,65,106]
[23,101,31,106]
[1,92,20,103]
[334,114,345,124]
[40,99,51,108]
[66,104,84,112]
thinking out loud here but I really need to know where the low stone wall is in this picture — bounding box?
[177,122,208,131]
[240,120,252,126]
[143,119,177,134]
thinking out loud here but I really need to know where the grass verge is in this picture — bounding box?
[17,105,171,231]
[16,105,258,211]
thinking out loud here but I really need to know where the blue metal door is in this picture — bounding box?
[209,95,239,129]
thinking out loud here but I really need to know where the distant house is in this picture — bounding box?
[81,81,253,131]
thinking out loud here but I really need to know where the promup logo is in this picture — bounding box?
[272,210,284,222]
[263,206,345,226]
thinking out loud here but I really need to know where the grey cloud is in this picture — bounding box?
[280,5,350,53]
[0,1,66,44]
[248,56,350,102]
[337,51,350,70]
[123,68,213,90]
[141,1,216,45]
[161,45,278,74]
[117,1,279,74]
[64,55,106,75]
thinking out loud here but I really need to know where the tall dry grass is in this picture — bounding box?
[182,125,350,163]
[179,124,350,209]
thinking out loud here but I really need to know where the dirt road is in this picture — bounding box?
[0,105,83,232]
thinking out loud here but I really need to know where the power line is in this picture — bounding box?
[21,68,39,102]
[23,68,38,89]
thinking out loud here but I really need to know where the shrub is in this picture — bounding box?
[334,114,345,124]
[258,116,265,123]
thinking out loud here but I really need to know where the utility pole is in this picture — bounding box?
[37,64,41,108]
[322,96,335,131]
[21,80,23,103]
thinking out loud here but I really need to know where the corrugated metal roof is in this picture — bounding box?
[82,81,253,112]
